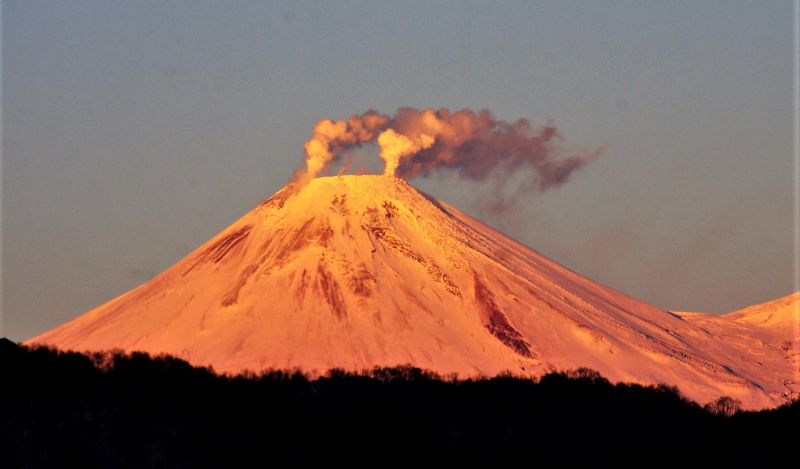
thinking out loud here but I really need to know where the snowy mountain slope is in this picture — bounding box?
[677,292,799,403]
[725,291,800,338]
[27,176,798,409]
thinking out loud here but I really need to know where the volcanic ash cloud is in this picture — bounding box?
[297,107,603,207]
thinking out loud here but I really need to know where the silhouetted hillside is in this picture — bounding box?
[1,338,797,467]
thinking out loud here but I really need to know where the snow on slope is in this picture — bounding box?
[677,292,800,403]
[725,291,800,338]
[27,175,799,409]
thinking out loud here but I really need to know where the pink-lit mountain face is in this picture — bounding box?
[28,176,798,409]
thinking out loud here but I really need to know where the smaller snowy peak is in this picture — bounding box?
[725,291,800,332]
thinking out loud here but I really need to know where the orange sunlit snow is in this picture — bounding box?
[27,175,799,410]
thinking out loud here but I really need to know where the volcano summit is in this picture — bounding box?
[28,176,798,409]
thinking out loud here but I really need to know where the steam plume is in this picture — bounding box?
[377,128,435,176]
[300,107,600,204]
[298,110,389,182]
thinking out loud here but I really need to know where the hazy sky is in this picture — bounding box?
[2,1,796,341]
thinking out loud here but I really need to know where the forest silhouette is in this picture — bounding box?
[1,338,796,467]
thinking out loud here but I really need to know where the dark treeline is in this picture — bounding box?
[1,338,796,467]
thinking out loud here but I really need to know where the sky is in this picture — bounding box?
[1,0,796,341]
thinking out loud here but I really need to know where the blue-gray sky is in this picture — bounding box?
[2,0,796,341]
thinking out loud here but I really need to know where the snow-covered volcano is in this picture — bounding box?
[27,176,798,409]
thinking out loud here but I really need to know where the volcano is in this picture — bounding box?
[27,175,798,409]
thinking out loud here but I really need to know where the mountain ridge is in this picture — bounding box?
[27,175,799,409]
